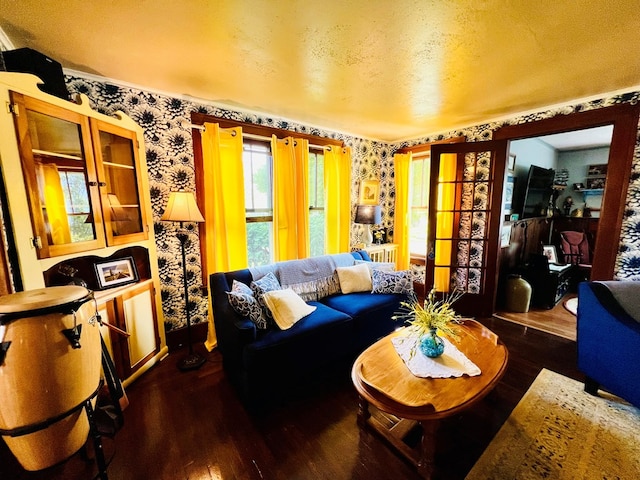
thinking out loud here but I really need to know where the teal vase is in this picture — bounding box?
[419,328,445,358]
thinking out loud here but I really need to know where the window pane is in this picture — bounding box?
[309,149,325,256]
[410,156,430,256]
[309,210,325,257]
[246,221,273,267]
[244,140,273,266]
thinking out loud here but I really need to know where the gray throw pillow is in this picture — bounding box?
[371,269,413,295]
[226,280,268,329]
[250,272,282,320]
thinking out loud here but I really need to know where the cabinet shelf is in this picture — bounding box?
[103,161,134,170]
[32,148,83,161]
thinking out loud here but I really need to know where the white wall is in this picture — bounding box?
[508,138,557,216]
[557,147,609,215]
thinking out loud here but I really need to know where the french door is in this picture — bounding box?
[426,140,508,317]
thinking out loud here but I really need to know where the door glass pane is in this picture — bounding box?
[27,110,97,245]
[99,131,143,237]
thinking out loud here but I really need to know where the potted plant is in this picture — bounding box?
[393,288,463,358]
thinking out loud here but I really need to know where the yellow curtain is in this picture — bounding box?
[324,146,351,254]
[202,123,247,351]
[271,136,310,261]
[393,153,412,270]
[38,164,71,245]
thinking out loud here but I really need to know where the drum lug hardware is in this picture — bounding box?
[62,310,83,348]
[0,341,10,365]
[62,324,83,349]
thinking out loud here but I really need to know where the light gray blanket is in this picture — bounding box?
[597,281,640,323]
[249,253,356,301]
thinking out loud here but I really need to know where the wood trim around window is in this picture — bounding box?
[190,112,344,287]
[396,136,466,265]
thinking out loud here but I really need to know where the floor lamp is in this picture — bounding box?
[161,190,206,371]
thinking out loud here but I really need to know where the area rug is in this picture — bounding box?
[466,369,640,479]
[564,297,578,316]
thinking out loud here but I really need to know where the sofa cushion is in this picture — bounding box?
[227,280,268,330]
[243,302,354,374]
[355,259,396,273]
[250,271,282,321]
[336,263,372,294]
[262,288,316,330]
[321,292,406,349]
[371,269,413,294]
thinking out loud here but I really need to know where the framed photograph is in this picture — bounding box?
[359,179,380,205]
[587,164,608,176]
[94,256,139,289]
[507,153,517,172]
[501,223,513,248]
[503,174,515,212]
[586,177,605,189]
[573,182,585,191]
[542,245,559,264]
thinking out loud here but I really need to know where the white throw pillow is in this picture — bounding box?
[354,259,396,273]
[262,288,316,330]
[336,263,372,294]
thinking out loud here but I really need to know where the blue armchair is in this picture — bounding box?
[577,281,640,408]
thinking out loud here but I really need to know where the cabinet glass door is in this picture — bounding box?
[11,92,105,258]
[91,119,148,245]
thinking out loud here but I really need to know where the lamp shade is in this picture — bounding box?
[161,191,204,223]
[355,205,381,225]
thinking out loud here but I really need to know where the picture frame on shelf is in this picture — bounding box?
[542,245,559,264]
[501,223,512,248]
[503,174,515,212]
[587,164,608,176]
[94,256,139,289]
[359,179,380,205]
[507,153,517,171]
[573,182,584,191]
[586,177,605,189]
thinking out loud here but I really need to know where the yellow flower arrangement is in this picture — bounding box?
[392,288,463,348]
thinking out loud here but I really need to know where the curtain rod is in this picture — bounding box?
[182,121,333,151]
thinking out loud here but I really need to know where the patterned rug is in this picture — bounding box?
[466,369,640,479]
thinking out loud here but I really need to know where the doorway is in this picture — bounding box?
[492,103,640,338]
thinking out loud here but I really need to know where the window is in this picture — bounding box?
[243,140,274,267]
[409,154,430,257]
[308,147,325,256]
[60,169,94,242]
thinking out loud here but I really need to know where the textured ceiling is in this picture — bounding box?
[2,1,640,142]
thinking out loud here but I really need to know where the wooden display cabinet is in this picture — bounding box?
[0,72,167,384]
[9,92,148,259]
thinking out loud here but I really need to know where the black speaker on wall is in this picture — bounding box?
[2,47,69,100]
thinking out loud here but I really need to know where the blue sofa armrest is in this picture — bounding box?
[351,250,372,261]
[209,270,257,372]
[577,281,640,407]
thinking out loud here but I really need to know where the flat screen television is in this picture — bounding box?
[521,165,555,218]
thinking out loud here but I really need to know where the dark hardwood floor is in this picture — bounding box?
[0,316,581,480]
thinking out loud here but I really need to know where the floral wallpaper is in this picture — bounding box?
[391,92,640,283]
[65,74,640,329]
[65,75,391,330]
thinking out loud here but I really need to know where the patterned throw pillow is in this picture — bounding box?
[250,272,282,320]
[226,280,268,330]
[371,269,413,295]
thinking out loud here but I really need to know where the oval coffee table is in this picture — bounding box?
[351,320,508,479]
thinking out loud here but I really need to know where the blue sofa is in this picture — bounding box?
[209,251,410,408]
[577,281,640,408]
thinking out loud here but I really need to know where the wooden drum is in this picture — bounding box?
[0,285,101,471]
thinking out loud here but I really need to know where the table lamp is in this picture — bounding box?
[161,190,206,371]
[355,205,381,246]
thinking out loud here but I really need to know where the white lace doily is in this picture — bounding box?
[391,335,481,378]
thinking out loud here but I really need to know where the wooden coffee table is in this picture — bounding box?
[351,320,508,478]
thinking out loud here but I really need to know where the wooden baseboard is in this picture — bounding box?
[165,321,209,352]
